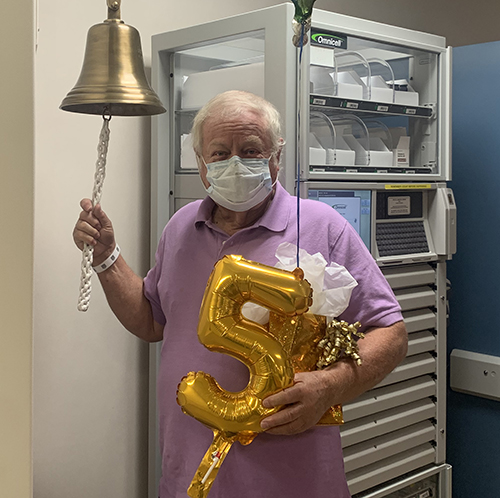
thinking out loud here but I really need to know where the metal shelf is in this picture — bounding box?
[310,94,434,118]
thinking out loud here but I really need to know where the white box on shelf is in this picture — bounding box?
[332,136,356,165]
[361,75,394,103]
[337,71,366,100]
[310,65,336,95]
[182,62,265,109]
[343,134,369,166]
[180,134,198,170]
[393,136,411,167]
[310,147,327,165]
[310,46,334,67]
[369,136,393,167]
[330,148,356,166]
[388,79,420,106]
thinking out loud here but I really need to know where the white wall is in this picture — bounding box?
[25,1,500,498]
[0,1,34,497]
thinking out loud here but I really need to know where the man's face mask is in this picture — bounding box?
[202,155,278,212]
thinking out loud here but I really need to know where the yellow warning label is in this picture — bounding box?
[385,184,432,190]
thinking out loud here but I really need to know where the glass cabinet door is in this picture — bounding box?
[171,31,266,175]
[305,25,448,181]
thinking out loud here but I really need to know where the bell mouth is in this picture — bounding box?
[60,102,166,116]
[60,86,166,116]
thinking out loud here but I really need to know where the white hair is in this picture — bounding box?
[191,90,284,155]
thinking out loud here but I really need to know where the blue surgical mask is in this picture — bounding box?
[203,155,278,212]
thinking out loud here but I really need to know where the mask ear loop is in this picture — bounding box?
[196,154,212,191]
[268,149,280,189]
[271,162,281,188]
[196,154,205,172]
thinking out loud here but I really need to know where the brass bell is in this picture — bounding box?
[60,0,166,116]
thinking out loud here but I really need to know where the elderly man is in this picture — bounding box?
[73,90,407,498]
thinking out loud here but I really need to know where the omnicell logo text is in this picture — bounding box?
[313,34,342,46]
[310,30,348,49]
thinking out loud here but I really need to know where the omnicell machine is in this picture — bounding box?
[150,4,455,497]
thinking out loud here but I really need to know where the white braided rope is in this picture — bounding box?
[77,118,111,312]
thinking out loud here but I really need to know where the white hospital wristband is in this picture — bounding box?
[93,245,120,274]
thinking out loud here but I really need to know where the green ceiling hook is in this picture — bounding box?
[292,0,316,23]
[291,0,317,46]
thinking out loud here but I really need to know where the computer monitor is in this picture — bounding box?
[308,189,372,250]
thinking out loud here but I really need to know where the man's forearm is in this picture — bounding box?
[260,320,408,435]
[324,320,408,405]
[97,255,163,342]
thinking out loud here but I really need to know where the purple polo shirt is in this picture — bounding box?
[144,183,403,498]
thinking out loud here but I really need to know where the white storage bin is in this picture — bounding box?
[310,65,335,95]
[180,134,198,170]
[343,134,369,166]
[361,75,394,103]
[388,79,420,106]
[332,136,356,166]
[309,132,327,165]
[369,136,394,167]
[310,126,356,166]
[310,147,327,165]
[337,71,365,100]
[334,51,371,100]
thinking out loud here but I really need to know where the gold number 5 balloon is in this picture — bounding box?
[177,255,345,498]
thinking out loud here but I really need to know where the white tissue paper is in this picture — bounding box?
[241,242,358,324]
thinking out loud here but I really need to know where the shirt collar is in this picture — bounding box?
[194,182,291,233]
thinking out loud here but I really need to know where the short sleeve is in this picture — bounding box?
[331,222,403,332]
